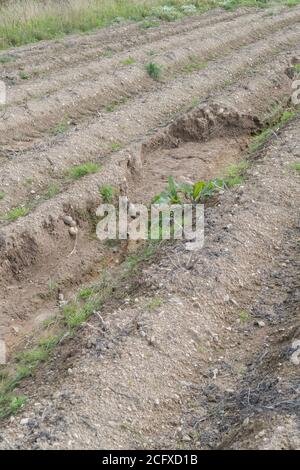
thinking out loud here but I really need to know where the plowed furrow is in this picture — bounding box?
[0,26,299,214]
[0,8,249,75]
[0,50,297,344]
[3,8,285,107]
[1,8,299,151]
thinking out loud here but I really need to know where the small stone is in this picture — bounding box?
[108,420,118,427]
[242,417,250,427]
[69,226,78,236]
[63,215,74,226]
[255,320,265,328]
[20,418,30,425]
[182,434,191,442]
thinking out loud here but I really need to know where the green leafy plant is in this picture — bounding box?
[152,176,226,205]
[0,191,5,200]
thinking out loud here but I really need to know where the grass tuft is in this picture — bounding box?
[250,108,297,153]
[99,184,115,203]
[19,71,30,80]
[121,56,135,66]
[290,162,300,172]
[5,206,30,221]
[0,395,27,419]
[43,183,60,199]
[67,162,101,180]
[145,61,161,80]
[50,117,70,136]
[0,54,17,63]
[110,142,122,151]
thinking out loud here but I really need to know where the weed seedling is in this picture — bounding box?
[44,183,60,199]
[145,62,161,80]
[5,206,30,221]
[19,71,29,80]
[121,56,135,66]
[67,162,101,180]
[110,142,122,151]
[0,55,17,63]
[290,162,300,172]
[99,184,115,203]
[50,117,70,136]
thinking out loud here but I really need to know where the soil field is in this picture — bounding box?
[0,5,299,450]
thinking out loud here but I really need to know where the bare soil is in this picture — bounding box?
[0,5,299,449]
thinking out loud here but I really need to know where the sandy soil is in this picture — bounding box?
[0,5,299,449]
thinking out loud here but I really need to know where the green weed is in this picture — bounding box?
[145,62,161,80]
[121,56,135,66]
[19,71,29,80]
[5,206,30,221]
[67,162,101,180]
[99,184,115,203]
